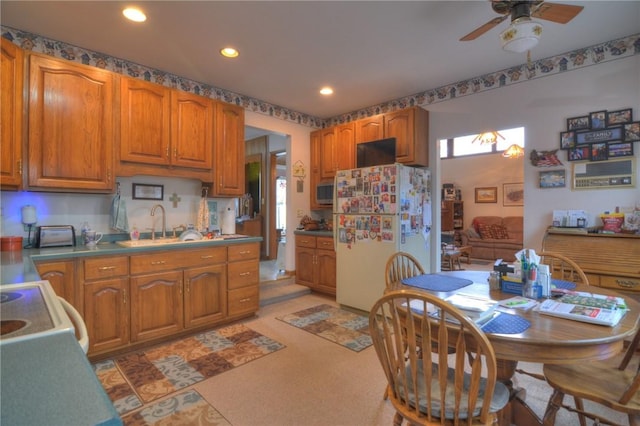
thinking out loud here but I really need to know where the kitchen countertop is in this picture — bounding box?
[293,229,333,237]
[1,332,122,426]
[1,236,262,285]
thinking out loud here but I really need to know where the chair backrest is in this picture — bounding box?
[385,252,425,290]
[538,250,590,286]
[368,289,505,425]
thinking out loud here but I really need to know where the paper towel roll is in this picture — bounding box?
[221,208,236,235]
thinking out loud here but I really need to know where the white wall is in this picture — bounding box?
[429,55,640,251]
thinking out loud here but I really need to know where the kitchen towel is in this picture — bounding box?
[196,197,210,232]
[110,193,129,232]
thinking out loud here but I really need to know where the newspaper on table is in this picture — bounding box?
[538,291,627,327]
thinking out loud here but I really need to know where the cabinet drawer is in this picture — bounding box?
[228,242,260,262]
[228,260,259,289]
[228,286,259,316]
[130,247,226,275]
[599,275,640,292]
[296,235,316,248]
[84,256,129,280]
[316,237,334,251]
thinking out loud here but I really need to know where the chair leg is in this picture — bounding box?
[382,385,389,400]
[542,389,564,426]
[574,397,587,426]
[393,412,404,426]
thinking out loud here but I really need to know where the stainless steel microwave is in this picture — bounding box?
[316,181,334,205]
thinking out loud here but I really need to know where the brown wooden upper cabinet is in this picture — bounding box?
[120,77,213,171]
[1,39,23,190]
[213,101,245,196]
[28,53,115,192]
[355,106,429,166]
[318,122,355,180]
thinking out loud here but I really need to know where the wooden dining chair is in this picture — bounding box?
[369,289,509,425]
[542,327,640,426]
[538,250,590,286]
[385,252,425,290]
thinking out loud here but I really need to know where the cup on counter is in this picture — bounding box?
[85,230,103,247]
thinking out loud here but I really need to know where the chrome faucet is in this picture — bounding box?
[150,204,166,239]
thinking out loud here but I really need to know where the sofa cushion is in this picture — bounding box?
[478,224,510,240]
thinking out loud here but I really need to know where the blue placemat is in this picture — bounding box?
[481,312,531,334]
[401,274,473,292]
[551,279,577,290]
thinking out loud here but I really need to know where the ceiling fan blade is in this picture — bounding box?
[460,16,508,41]
[532,2,584,24]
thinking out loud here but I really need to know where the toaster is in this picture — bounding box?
[35,225,76,248]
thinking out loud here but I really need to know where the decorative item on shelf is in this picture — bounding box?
[292,160,306,193]
[530,149,562,167]
[502,143,525,159]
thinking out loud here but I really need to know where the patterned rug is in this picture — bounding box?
[93,324,285,420]
[276,304,372,352]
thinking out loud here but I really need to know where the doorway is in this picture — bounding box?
[269,151,286,262]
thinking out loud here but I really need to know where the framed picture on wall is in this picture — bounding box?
[503,183,523,206]
[474,187,497,203]
[566,115,590,131]
[539,170,566,188]
[607,108,632,126]
[560,131,575,149]
[589,110,607,129]
[567,145,590,161]
[591,142,608,161]
[608,141,634,158]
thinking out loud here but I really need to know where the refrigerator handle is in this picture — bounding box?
[333,174,338,251]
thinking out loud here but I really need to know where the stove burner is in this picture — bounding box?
[0,292,23,304]
[1,320,28,336]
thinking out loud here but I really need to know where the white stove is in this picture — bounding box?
[0,280,76,346]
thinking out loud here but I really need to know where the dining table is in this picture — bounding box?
[388,270,640,426]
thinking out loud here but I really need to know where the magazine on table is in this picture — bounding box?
[538,292,627,327]
[403,294,498,325]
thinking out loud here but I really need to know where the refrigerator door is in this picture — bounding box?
[335,164,431,312]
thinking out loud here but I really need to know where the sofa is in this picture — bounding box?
[459,216,523,261]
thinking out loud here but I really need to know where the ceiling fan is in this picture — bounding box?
[460,1,584,53]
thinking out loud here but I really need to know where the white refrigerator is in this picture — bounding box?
[334,163,432,312]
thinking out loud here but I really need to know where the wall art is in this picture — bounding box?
[503,183,523,206]
[607,108,632,126]
[539,170,566,188]
[132,183,164,200]
[474,187,497,203]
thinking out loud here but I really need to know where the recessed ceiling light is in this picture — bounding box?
[320,87,334,95]
[220,47,239,58]
[123,7,146,22]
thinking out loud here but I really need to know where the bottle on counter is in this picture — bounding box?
[538,264,551,298]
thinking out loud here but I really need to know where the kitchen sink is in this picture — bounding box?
[115,234,249,248]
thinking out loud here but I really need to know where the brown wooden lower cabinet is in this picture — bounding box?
[542,230,640,293]
[295,234,336,295]
[46,241,261,359]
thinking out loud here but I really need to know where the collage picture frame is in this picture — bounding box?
[560,108,638,164]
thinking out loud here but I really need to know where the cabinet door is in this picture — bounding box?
[309,130,323,209]
[28,54,114,191]
[171,91,213,170]
[84,277,130,354]
[385,107,429,166]
[355,115,384,144]
[184,264,226,328]
[214,101,245,196]
[316,248,337,294]
[319,128,337,179]
[1,39,23,190]
[335,122,355,172]
[35,260,76,307]
[295,246,316,286]
[130,270,183,342]
[120,77,171,166]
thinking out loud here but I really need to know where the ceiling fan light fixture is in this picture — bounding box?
[503,143,525,159]
[500,18,543,53]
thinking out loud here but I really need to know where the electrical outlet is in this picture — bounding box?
[297,209,304,218]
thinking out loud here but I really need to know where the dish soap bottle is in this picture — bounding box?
[130,226,140,241]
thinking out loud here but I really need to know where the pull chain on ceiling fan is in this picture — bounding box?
[460,1,584,53]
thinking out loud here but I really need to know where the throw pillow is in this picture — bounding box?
[478,224,510,239]
[467,227,481,239]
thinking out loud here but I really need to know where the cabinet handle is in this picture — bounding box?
[18,159,22,176]
[123,289,127,305]
[239,297,251,303]
[166,146,170,158]
[239,272,251,276]
[150,260,166,265]
[179,279,183,295]
[617,279,640,288]
[174,148,177,158]
[200,255,213,259]
[185,279,190,293]
[320,242,331,247]
[98,266,116,271]
[301,239,310,244]
[239,250,251,255]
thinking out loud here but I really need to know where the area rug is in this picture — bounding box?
[276,304,372,352]
[122,389,230,426]
[93,323,285,416]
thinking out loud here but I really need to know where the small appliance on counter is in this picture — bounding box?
[34,225,76,248]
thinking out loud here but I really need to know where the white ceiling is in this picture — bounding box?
[2,1,639,120]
